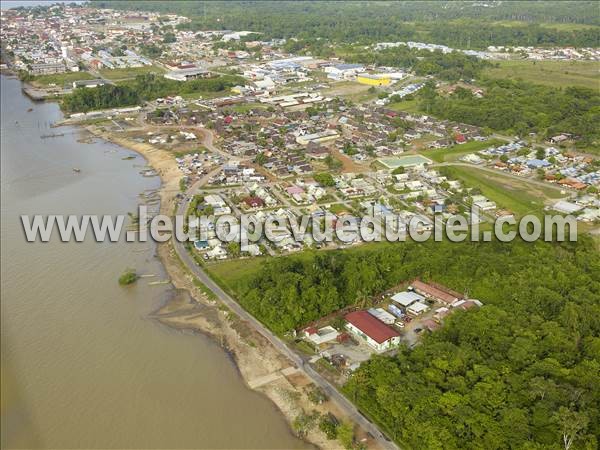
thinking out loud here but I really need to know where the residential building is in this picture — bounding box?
[303,326,340,346]
[345,310,400,352]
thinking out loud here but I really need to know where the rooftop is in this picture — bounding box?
[391,291,425,307]
[411,280,462,305]
[345,310,399,344]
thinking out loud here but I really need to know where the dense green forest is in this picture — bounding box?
[415,79,600,143]
[61,73,243,113]
[94,1,600,48]
[231,238,600,449]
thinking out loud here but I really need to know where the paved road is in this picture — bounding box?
[173,193,399,450]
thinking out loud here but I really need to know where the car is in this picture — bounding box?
[414,327,423,333]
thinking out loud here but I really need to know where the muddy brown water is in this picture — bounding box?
[1,75,307,449]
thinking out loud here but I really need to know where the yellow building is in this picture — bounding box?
[357,73,391,86]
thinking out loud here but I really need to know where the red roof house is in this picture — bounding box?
[454,133,467,144]
[411,280,462,305]
[243,196,265,208]
[345,311,400,351]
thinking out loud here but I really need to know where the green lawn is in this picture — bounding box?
[32,71,95,87]
[483,60,600,90]
[329,203,351,214]
[99,65,165,80]
[442,165,564,217]
[420,138,505,163]
[387,98,421,114]
[207,257,267,293]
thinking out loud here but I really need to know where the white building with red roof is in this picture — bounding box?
[345,311,400,352]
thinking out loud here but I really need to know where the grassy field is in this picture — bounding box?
[207,257,267,293]
[420,139,505,163]
[490,20,600,32]
[483,60,600,90]
[31,71,95,87]
[442,165,564,217]
[99,65,165,80]
[329,203,351,214]
[207,242,396,289]
[387,98,421,114]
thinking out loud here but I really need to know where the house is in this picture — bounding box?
[303,326,340,346]
[391,291,425,308]
[552,200,583,214]
[454,133,467,144]
[243,196,265,208]
[433,307,451,322]
[452,299,482,311]
[241,243,262,256]
[558,179,587,190]
[286,185,305,196]
[526,159,551,169]
[88,59,103,70]
[345,311,400,352]
[407,301,429,316]
[306,143,329,160]
[206,245,227,259]
[550,134,570,144]
[193,240,209,250]
[411,280,463,305]
[421,319,441,332]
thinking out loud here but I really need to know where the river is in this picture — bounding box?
[0,74,306,449]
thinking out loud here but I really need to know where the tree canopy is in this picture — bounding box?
[97,1,600,48]
[61,73,243,113]
[231,237,600,448]
[417,78,600,143]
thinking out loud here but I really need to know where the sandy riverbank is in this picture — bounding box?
[83,125,372,450]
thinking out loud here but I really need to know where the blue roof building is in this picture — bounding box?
[526,159,551,169]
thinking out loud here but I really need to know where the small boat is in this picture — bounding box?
[27,108,33,112]
[72,168,81,173]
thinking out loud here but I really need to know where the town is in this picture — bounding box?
[1,2,599,450]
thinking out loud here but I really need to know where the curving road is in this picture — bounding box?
[172,191,399,450]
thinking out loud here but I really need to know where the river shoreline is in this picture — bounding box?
[80,124,352,450]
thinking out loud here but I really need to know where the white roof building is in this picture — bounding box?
[391,291,425,307]
[407,301,429,316]
[552,200,583,214]
[303,326,339,346]
[367,308,396,325]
